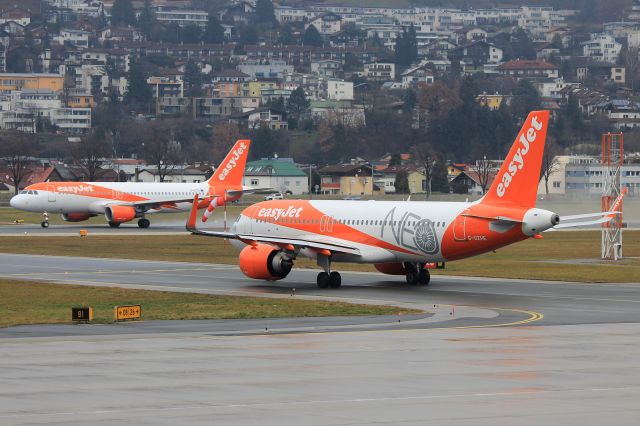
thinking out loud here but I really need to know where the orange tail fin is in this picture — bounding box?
[482,110,550,208]
[208,139,251,187]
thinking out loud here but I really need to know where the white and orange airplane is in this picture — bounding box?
[187,111,625,288]
[10,139,256,228]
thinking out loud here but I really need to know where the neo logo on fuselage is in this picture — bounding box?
[496,115,543,198]
[380,207,439,255]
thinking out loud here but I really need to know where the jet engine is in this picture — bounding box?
[374,263,407,275]
[62,213,95,222]
[239,243,293,280]
[105,205,137,224]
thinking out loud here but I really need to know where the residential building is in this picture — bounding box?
[582,33,622,63]
[155,7,208,28]
[364,62,395,80]
[400,66,434,88]
[0,7,31,26]
[311,59,343,78]
[476,93,511,110]
[326,80,353,101]
[230,107,288,130]
[497,60,559,79]
[306,12,342,35]
[238,61,293,80]
[318,163,377,195]
[148,76,184,99]
[243,158,309,195]
[0,73,65,93]
[54,29,91,48]
[309,100,365,127]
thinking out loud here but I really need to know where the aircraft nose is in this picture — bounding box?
[10,195,23,209]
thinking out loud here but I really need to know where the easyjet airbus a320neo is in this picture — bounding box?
[10,139,255,228]
[187,111,624,288]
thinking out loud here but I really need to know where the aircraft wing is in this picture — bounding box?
[226,187,273,197]
[185,195,361,256]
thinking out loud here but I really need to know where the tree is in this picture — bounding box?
[540,138,561,197]
[202,14,225,44]
[137,0,156,38]
[302,25,323,47]
[181,24,202,44]
[212,122,242,161]
[0,133,35,195]
[416,81,461,126]
[278,24,295,45]
[511,79,541,119]
[73,129,109,181]
[124,60,152,109]
[286,87,309,129]
[111,0,136,26]
[143,124,183,182]
[412,143,438,198]
[510,28,536,60]
[388,153,402,167]
[470,155,492,195]
[184,60,203,97]
[254,0,276,25]
[394,169,409,194]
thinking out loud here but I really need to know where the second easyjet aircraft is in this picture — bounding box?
[187,111,624,288]
[10,139,255,228]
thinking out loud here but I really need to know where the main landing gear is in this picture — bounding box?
[404,262,430,286]
[316,252,341,289]
[108,221,120,228]
[138,218,150,228]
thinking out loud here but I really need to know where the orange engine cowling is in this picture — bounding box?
[239,243,293,280]
[374,263,407,275]
[105,205,137,223]
[62,213,95,222]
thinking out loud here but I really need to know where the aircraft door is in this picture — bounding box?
[46,185,56,202]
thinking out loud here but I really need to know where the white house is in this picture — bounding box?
[54,29,91,48]
[582,33,622,63]
[400,66,434,88]
[327,80,353,101]
[306,12,342,35]
[364,62,396,80]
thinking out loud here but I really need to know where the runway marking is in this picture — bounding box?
[0,386,637,420]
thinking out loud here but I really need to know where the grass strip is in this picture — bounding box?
[0,279,418,328]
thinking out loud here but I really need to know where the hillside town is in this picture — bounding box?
[1,0,640,199]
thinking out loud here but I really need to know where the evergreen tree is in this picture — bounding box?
[111,0,136,26]
[184,60,203,97]
[511,28,536,60]
[511,79,541,118]
[202,14,225,44]
[137,0,156,38]
[254,0,276,25]
[302,25,323,47]
[394,169,409,193]
[181,24,202,44]
[124,60,152,108]
[286,87,309,129]
[278,24,295,45]
[407,24,418,64]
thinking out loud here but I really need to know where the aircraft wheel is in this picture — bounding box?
[108,221,121,228]
[41,221,49,228]
[406,268,419,285]
[317,272,330,289]
[419,268,431,285]
[329,271,342,288]
[138,218,150,228]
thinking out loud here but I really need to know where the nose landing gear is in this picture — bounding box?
[316,252,341,289]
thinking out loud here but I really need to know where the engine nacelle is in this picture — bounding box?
[105,205,137,223]
[62,213,95,222]
[374,263,407,275]
[239,243,293,280]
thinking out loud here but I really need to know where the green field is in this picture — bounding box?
[0,279,418,328]
[1,231,638,283]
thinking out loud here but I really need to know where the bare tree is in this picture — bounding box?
[0,133,35,195]
[73,129,108,181]
[470,155,492,195]
[143,123,183,182]
[412,143,438,199]
[540,139,561,197]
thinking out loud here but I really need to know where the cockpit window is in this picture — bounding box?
[20,190,27,194]
[28,190,34,195]
[32,190,38,195]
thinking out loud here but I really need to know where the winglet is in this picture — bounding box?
[187,194,200,233]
